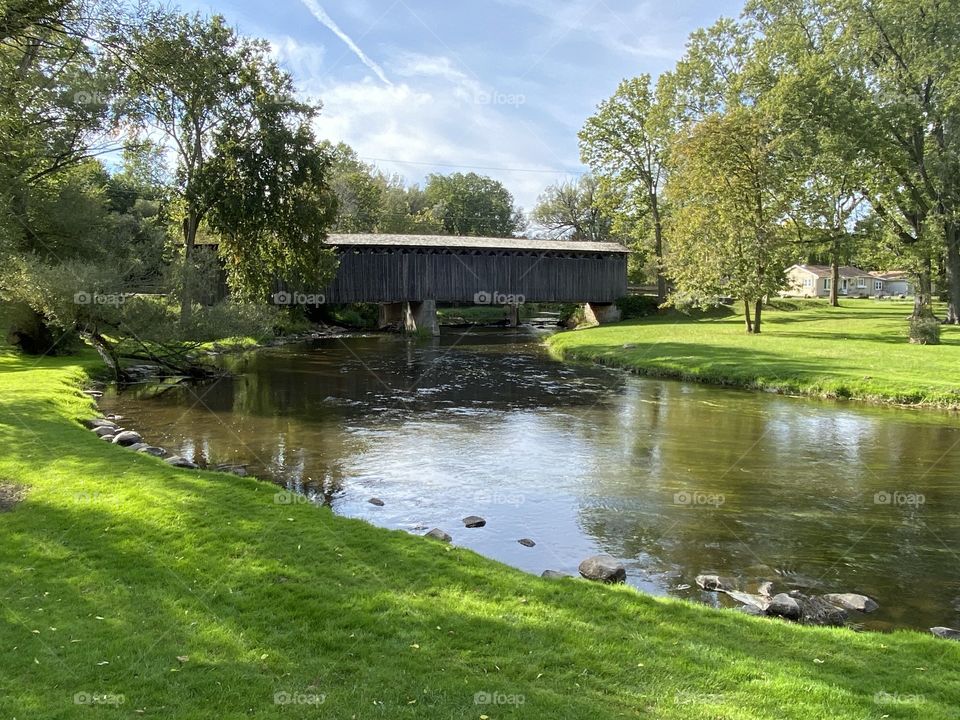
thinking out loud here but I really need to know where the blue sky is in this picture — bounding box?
[181,0,743,208]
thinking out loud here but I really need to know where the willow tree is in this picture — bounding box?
[579,75,670,301]
[667,109,794,334]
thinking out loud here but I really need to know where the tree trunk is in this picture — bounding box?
[180,210,198,326]
[945,221,960,324]
[80,329,124,382]
[754,299,763,334]
[743,298,753,334]
[913,257,933,319]
[830,239,840,307]
[651,197,666,303]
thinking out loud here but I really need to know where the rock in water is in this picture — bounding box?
[541,570,568,579]
[578,555,626,583]
[93,426,117,438]
[112,430,143,447]
[137,446,167,457]
[463,515,486,528]
[367,497,385,507]
[766,593,801,620]
[518,538,536,547]
[86,418,117,430]
[822,593,879,613]
[722,589,770,611]
[424,528,451,543]
[125,443,150,452]
[930,627,960,641]
[165,456,198,469]
[696,574,737,591]
[796,594,848,626]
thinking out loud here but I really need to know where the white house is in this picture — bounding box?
[783,265,877,298]
[870,271,915,297]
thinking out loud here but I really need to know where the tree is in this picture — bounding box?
[423,172,524,236]
[118,12,337,322]
[748,0,960,320]
[666,109,795,333]
[530,175,613,241]
[579,75,670,301]
[323,142,384,233]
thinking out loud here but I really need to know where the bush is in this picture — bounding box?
[616,294,661,319]
[909,315,941,345]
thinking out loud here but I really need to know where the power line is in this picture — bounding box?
[358,156,586,176]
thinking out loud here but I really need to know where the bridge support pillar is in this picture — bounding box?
[405,300,439,336]
[584,302,622,325]
[378,302,406,330]
[504,304,521,327]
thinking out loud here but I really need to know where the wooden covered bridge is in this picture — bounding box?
[319,233,630,334]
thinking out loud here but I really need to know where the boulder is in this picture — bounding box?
[463,515,486,528]
[424,528,451,543]
[578,555,626,583]
[795,593,848,626]
[695,574,737,592]
[125,443,150,452]
[99,434,116,442]
[822,593,879,613]
[137,446,167,457]
[112,430,143,447]
[541,570,569,579]
[367,497,385,507]
[765,593,801,620]
[165,456,198,469]
[722,589,770,611]
[930,627,960,642]
[213,464,248,476]
[518,538,536,547]
[93,426,118,438]
[85,418,117,430]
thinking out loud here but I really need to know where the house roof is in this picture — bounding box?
[791,264,872,279]
[324,233,631,254]
[870,270,912,281]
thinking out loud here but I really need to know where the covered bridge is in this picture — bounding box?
[320,233,630,334]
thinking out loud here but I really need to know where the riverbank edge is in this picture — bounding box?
[545,329,960,410]
[2,350,958,718]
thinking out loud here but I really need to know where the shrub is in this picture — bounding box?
[909,315,941,345]
[616,294,661,319]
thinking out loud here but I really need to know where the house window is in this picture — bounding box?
[875,280,883,291]
[823,278,831,290]
[802,278,812,287]
[858,278,866,288]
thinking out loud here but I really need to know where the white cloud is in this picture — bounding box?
[308,54,581,208]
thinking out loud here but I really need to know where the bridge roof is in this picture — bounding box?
[325,233,630,254]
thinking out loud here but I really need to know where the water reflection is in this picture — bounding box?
[99,327,960,631]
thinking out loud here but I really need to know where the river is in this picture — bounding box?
[98,327,960,632]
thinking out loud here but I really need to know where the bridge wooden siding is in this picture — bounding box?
[321,234,630,304]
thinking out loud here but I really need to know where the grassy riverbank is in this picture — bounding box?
[548,299,960,407]
[1,350,958,718]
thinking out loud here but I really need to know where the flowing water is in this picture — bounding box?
[98,328,960,632]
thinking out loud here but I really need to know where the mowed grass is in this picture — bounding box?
[0,350,958,719]
[548,299,960,406]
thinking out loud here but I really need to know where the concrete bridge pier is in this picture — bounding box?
[378,300,439,335]
[378,302,405,330]
[405,300,439,336]
[504,304,521,327]
[584,302,622,325]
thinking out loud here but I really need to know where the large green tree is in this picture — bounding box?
[119,12,338,322]
[423,172,524,237]
[579,75,670,300]
[530,175,613,242]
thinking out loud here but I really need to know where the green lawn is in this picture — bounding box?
[548,299,960,407]
[1,349,958,718]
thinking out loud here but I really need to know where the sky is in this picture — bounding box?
[180,0,744,209]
